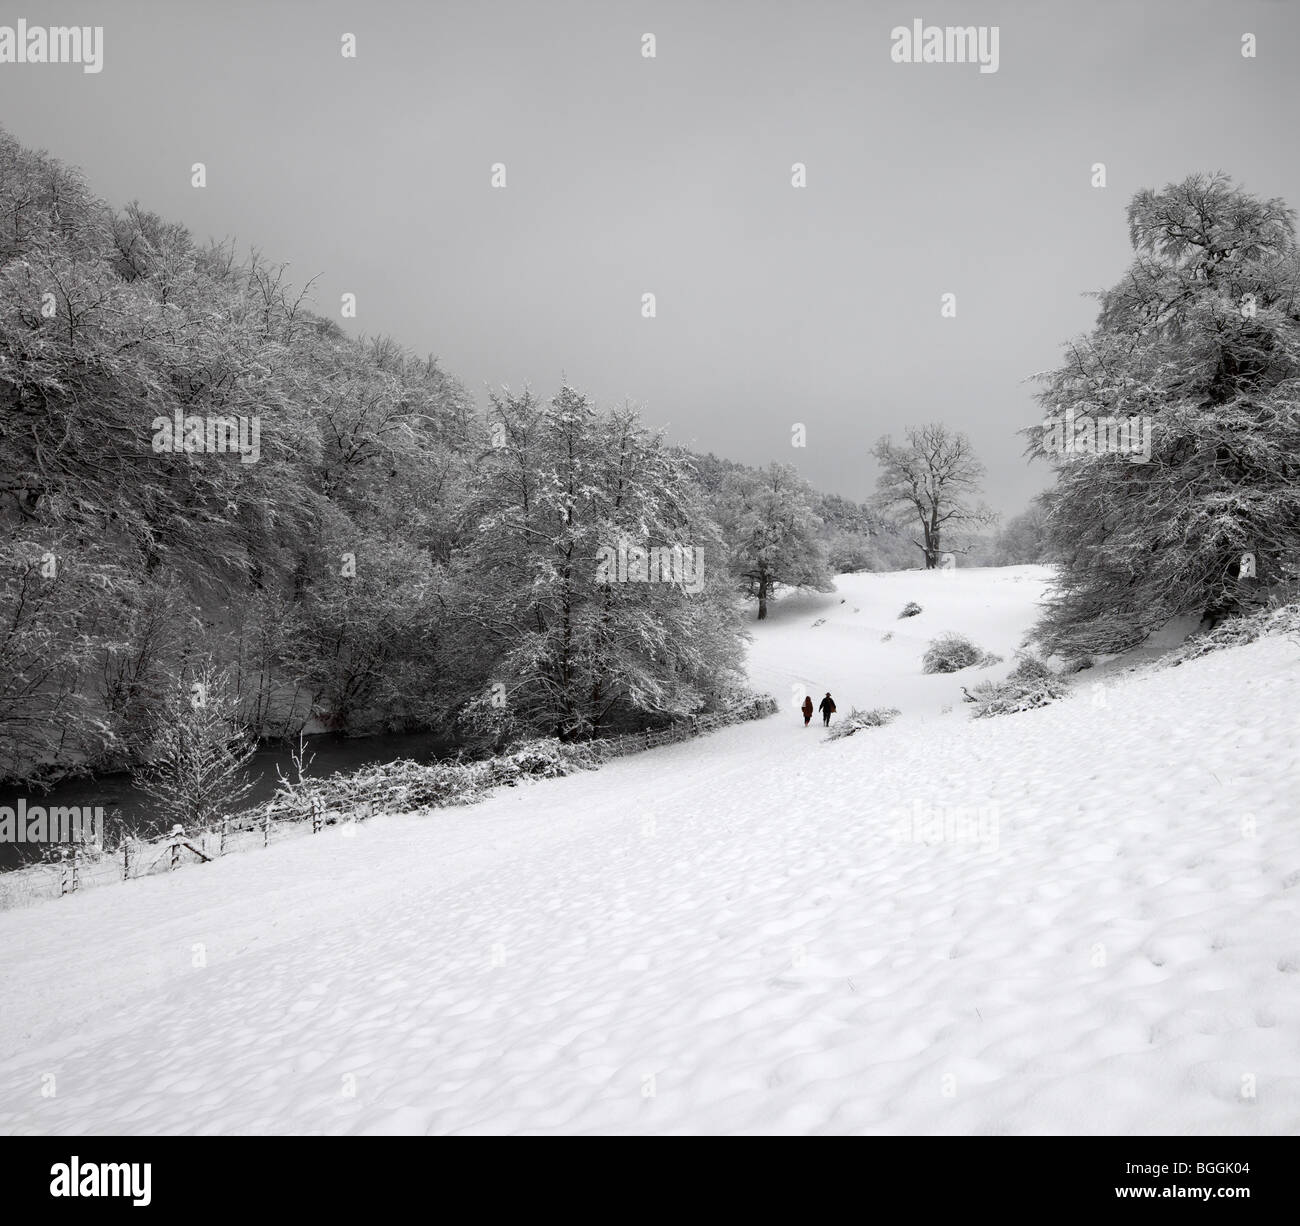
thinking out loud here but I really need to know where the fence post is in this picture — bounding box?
[59,848,69,897]
[311,799,322,834]
[123,838,130,880]
[70,842,79,894]
[170,828,182,870]
[263,807,270,848]
[221,818,228,856]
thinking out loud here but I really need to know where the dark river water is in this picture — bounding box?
[0,730,455,870]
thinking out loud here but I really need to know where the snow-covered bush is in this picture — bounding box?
[254,738,599,823]
[493,738,599,782]
[978,651,1004,667]
[963,675,1068,718]
[1008,653,1052,683]
[921,633,984,673]
[825,707,901,740]
[1157,602,1300,668]
[898,601,923,619]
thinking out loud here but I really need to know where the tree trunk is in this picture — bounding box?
[757,574,769,620]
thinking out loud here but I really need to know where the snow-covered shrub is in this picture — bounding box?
[825,707,901,740]
[898,601,923,619]
[496,738,598,781]
[1157,602,1300,667]
[921,633,984,673]
[254,737,598,823]
[1008,653,1052,683]
[964,674,1068,718]
[978,651,1004,667]
[880,631,893,642]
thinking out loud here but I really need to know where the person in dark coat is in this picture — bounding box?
[819,692,836,726]
[801,695,814,726]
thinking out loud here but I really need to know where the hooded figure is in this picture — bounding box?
[819,692,836,726]
[801,695,814,726]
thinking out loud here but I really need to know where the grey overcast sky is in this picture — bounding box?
[3,0,1298,515]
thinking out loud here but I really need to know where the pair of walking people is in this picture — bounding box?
[802,692,836,727]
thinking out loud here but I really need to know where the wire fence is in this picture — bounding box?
[0,695,778,910]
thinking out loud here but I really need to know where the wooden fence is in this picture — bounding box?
[585,696,779,760]
[0,695,778,909]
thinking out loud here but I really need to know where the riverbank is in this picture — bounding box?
[0,728,457,871]
[0,699,778,907]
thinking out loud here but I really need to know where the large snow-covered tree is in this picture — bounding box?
[1027,173,1300,657]
[455,386,745,739]
[872,424,995,568]
[716,463,833,620]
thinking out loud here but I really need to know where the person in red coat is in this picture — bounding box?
[818,692,836,726]
[801,695,814,726]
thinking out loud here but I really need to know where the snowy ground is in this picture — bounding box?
[1,566,1298,1135]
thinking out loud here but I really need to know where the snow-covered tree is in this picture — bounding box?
[133,664,257,832]
[992,501,1052,565]
[716,463,833,619]
[1027,173,1300,656]
[872,424,995,568]
[455,386,745,738]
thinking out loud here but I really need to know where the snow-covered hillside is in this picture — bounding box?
[2,567,1297,1135]
[746,565,1054,720]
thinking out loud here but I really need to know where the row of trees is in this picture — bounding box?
[23,136,1275,781]
[0,127,754,781]
[5,125,948,780]
[693,432,1004,618]
[0,126,489,781]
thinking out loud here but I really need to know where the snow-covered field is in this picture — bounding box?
[2,566,1298,1135]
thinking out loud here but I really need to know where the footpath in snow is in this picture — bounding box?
[0,566,1297,1135]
